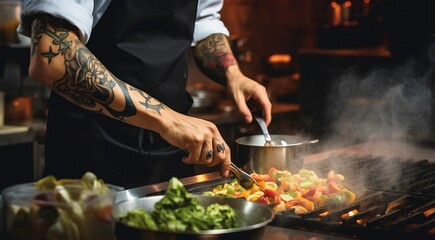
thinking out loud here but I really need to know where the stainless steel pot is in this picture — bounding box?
[235,135,318,174]
[113,195,274,240]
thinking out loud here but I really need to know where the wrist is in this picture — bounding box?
[147,106,178,136]
[125,90,172,134]
[225,65,243,84]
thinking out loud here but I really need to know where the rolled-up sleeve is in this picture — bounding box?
[192,0,230,46]
[18,0,94,43]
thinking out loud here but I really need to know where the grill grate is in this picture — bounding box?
[271,155,435,239]
[304,155,435,198]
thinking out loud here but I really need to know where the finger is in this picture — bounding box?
[199,140,214,164]
[248,88,272,126]
[206,149,214,162]
[182,142,201,164]
[208,142,226,167]
[207,139,230,177]
[235,95,253,123]
[219,145,231,177]
[262,100,273,126]
[217,143,226,154]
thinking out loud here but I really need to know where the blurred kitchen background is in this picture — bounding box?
[1,0,434,190]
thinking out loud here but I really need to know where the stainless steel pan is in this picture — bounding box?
[113,195,274,240]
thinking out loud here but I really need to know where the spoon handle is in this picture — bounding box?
[254,116,272,142]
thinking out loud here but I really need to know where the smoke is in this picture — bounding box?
[310,54,435,193]
[324,59,433,147]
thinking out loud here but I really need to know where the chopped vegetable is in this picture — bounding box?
[204,168,356,214]
[118,209,157,230]
[4,172,117,240]
[119,177,239,233]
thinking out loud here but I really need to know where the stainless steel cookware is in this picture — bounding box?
[113,195,274,240]
[236,135,318,174]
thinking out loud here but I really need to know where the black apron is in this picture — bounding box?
[44,0,197,188]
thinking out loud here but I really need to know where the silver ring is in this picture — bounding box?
[206,150,214,159]
[217,143,225,153]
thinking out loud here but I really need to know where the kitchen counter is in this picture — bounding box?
[298,46,391,58]
[0,125,32,145]
[0,127,37,191]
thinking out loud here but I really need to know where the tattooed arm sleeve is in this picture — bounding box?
[191,33,239,85]
[192,33,272,125]
[28,14,167,132]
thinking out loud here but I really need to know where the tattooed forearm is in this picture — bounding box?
[192,33,237,84]
[53,44,138,119]
[31,15,163,120]
[50,39,138,119]
[131,88,166,114]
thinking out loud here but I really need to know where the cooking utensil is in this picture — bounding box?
[113,195,274,240]
[229,162,257,189]
[236,135,318,174]
[253,115,274,146]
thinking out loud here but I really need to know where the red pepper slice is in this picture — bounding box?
[263,189,276,198]
[255,196,269,205]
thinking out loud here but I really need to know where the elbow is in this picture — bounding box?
[28,58,47,85]
[28,57,61,87]
[28,61,42,84]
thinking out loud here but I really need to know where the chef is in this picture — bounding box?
[18,0,272,188]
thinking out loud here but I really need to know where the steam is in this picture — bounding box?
[315,52,434,193]
[325,59,433,146]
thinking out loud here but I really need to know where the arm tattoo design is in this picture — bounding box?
[193,34,237,84]
[33,16,166,120]
[54,45,138,119]
[131,88,166,114]
[30,18,45,57]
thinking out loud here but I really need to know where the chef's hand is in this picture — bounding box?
[227,71,272,126]
[191,34,271,125]
[158,110,231,177]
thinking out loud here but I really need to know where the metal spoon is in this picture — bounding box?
[253,115,274,146]
[229,162,257,189]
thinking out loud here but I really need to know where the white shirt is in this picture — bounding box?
[18,0,229,46]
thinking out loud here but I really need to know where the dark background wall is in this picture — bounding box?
[188,0,328,86]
